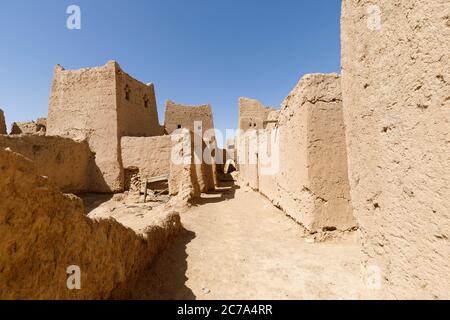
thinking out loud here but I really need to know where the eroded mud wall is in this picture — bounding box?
[47,61,122,192]
[0,135,93,193]
[0,148,181,299]
[121,136,172,179]
[240,74,355,233]
[168,130,216,200]
[341,0,450,299]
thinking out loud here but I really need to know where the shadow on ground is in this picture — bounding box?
[79,193,114,213]
[127,179,239,299]
[194,179,240,205]
[129,228,197,300]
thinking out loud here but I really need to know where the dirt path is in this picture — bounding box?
[132,182,364,300]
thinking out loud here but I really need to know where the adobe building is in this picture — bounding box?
[0,108,6,134]
[236,98,276,173]
[47,61,164,192]
[236,97,273,188]
[1,61,216,197]
[164,100,215,134]
[164,100,217,188]
[341,0,450,299]
[238,74,356,233]
[238,97,276,131]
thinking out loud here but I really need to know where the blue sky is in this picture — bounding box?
[0,0,341,136]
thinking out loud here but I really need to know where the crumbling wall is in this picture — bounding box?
[165,100,219,188]
[10,119,46,136]
[0,148,182,299]
[193,134,216,193]
[164,100,215,134]
[0,109,6,135]
[0,135,93,194]
[341,0,450,299]
[239,130,259,190]
[121,135,172,179]
[47,61,122,192]
[240,74,355,233]
[36,118,47,129]
[116,68,163,137]
[302,75,354,231]
[257,110,280,199]
[169,131,201,201]
[168,129,216,201]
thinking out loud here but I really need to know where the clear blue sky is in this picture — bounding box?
[0,0,341,136]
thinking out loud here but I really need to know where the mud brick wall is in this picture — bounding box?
[341,0,450,299]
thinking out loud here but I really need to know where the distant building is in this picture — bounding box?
[47,61,164,192]
[164,100,215,135]
[238,97,276,132]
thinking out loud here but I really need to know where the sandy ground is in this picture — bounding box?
[83,192,172,234]
[128,181,365,300]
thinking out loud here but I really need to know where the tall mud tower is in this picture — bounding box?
[47,61,162,192]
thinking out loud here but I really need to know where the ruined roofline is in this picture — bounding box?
[165,99,212,111]
[238,97,278,112]
[284,72,341,90]
[239,96,264,104]
[53,60,118,73]
[281,73,342,108]
[53,60,154,88]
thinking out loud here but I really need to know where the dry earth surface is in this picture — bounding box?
[83,192,171,234]
[114,178,365,300]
